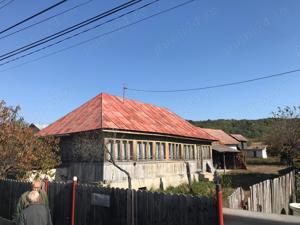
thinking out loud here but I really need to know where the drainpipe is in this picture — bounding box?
[71,176,77,225]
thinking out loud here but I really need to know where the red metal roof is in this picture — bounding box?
[230,134,248,142]
[202,128,239,145]
[37,93,215,141]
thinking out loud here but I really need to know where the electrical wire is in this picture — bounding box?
[126,69,300,93]
[0,0,14,11]
[0,0,7,5]
[0,0,141,61]
[0,0,94,40]
[0,0,67,35]
[0,0,196,70]
[0,0,161,67]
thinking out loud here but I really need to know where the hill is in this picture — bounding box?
[188,118,275,140]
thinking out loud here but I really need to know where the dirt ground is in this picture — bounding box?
[226,164,287,190]
[234,164,287,174]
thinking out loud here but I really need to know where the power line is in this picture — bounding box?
[0,0,67,35]
[0,0,196,70]
[0,0,161,67]
[0,0,94,40]
[0,0,15,11]
[126,69,300,93]
[0,0,7,5]
[0,0,141,61]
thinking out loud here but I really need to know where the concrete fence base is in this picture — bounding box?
[224,208,300,225]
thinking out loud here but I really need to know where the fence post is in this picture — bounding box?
[216,184,224,225]
[71,176,77,225]
[44,178,49,194]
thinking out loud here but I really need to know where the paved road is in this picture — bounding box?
[224,208,300,225]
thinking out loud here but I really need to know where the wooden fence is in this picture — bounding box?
[228,170,296,215]
[248,170,296,214]
[0,179,218,225]
[228,187,244,209]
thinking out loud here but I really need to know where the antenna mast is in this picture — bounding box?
[123,85,127,102]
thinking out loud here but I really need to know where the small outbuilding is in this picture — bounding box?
[245,142,268,159]
[29,123,48,133]
[230,134,248,149]
[202,129,246,170]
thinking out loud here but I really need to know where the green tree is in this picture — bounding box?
[0,100,60,179]
[265,106,300,165]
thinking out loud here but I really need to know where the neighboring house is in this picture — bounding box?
[230,134,248,149]
[245,142,268,159]
[202,128,246,170]
[37,93,216,189]
[29,123,48,133]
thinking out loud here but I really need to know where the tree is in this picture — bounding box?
[264,106,300,165]
[104,139,132,189]
[0,100,60,179]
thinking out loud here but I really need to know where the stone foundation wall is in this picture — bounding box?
[103,160,200,189]
[60,131,103,162]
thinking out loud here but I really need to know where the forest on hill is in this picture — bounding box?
[188,118,275,140]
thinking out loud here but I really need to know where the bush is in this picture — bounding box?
[220,174,232,188]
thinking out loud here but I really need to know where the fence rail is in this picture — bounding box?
[0,179,217,225]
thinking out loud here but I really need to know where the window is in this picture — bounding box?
[138,142,143,160]
[169,144,173,160]
[143,142,147,160]
[184,145,187,159]
[196,145,201,160]
[175,144,182,160]
[190,145,195,160]
[122,141,127,160]
[129,141,133,160]
[107,140,114,160]
[156,143,161,160]
[175,144,179,159]
[179,145,182,159]
[148,143,153,159]
[173,144,176,159]
[116,141,121,160]
[202,145,211,159]
[161,143,166,159]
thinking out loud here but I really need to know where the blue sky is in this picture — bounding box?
[1,0,300,124]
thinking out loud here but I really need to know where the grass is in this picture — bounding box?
[246,157,284,166]
[225,161,287,190]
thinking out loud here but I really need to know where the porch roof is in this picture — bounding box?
[212,144,240,153]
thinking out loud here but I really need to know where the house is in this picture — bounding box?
[29,123,48,133]
[201,128,246,170]
[230,134,248,149]
[244,142,268,159]
[37,93,216,189]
